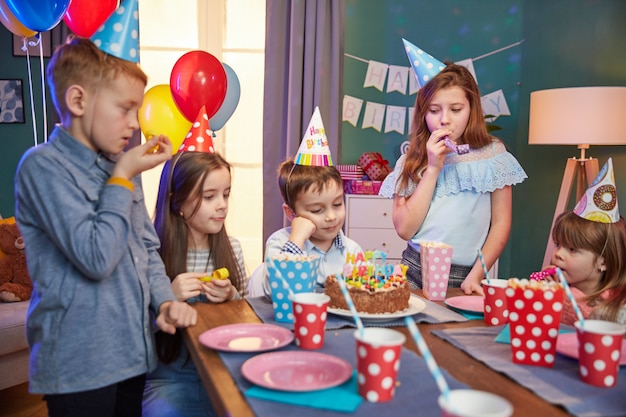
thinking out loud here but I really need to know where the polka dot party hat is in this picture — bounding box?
[294,106,333,166]
[573,158,620,223]
[402,38,446,88]
[91,0,140,63]
[178,106,215,153]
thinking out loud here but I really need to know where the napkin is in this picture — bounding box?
[245,370,362,412]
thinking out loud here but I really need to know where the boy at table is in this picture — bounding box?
[263,107,363,292]
[14,34,197,417]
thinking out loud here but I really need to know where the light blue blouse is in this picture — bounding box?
[379,141,527,265]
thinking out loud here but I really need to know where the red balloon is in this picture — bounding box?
[170,51,227,122]
[63,0,119,38]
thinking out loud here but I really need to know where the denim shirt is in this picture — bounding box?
[15,126,176,394]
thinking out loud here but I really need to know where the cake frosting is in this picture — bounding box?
[324,250,411,314]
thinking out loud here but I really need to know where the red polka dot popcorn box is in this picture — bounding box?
[505,279,564,367]
[420,241,453,301]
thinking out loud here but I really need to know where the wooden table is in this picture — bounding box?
[183,289,569,417]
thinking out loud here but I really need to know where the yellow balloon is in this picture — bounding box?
[0,0,37,37]
[139,84,192,154]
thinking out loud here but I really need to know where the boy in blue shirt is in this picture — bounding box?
[14,37,197,417]
[264,108,363,290]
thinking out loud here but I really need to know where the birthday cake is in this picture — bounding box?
[324,251,411,314]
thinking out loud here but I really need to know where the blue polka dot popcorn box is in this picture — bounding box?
[266,255,321,323]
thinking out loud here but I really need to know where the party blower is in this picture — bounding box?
[404,317,513,417]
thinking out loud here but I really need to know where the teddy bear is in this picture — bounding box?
[0,221,33,302]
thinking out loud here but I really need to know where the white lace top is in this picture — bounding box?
[379,141,527,265]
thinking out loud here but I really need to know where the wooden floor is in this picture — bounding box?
[0,383,47,417]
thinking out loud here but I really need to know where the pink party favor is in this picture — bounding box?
[505,279,564,367]
[420,241,453,300]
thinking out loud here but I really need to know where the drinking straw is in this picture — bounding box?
[556,267,585,326]
[477,248,490,283]
[269,259,295,300]
[336,277,364,337]
[404,316,450,402]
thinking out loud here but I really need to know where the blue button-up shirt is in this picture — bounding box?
[15,126,176,394]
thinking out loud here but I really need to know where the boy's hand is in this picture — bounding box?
[461,276,484,296]
[288,216,316,249]
[113,135,173,179]
[156,301,197,334]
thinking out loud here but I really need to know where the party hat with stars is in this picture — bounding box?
[91,0,140,63]
[294,107,333,166]
[402,38,446,88]
[178,106,215,153]
[573,158,620,223]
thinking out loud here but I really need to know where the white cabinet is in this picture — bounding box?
[344,194,406,261]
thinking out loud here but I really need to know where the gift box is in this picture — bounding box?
[343,179,382,195]
[357,152,391,181]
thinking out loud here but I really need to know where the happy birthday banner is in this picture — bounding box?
[342,39,523,134]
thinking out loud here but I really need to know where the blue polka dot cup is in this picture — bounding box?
[267,255,320,323]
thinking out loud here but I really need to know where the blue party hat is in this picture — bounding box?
[91,0,139,62]
[402,38,445,88]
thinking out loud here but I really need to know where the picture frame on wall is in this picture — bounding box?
[0,80,25,124]
[12,32,52,57]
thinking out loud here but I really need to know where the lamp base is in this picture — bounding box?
[542,157,599,268]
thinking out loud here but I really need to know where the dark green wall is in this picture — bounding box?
[343,0,626,279]
[0,27,55,217]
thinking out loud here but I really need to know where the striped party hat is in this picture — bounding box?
[294,107,333,166]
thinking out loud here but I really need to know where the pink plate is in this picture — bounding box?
[241,351,352,392]
[444,296,484,314]
[199,323,294,353]
[556,332,626,366]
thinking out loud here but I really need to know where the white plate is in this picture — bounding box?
[242,351,352,391]
[328,294,426,323]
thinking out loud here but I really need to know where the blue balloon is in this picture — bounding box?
[6,0,70,32]
[210,63,241,131]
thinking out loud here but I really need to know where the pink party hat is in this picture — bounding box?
[91,0,140,62]
[573,158,620,223]
[178,106,215,153]
[294,107,333,166]
[402,38,446,88]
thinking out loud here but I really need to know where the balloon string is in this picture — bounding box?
[23,37,38,147]
[38,36,48,142]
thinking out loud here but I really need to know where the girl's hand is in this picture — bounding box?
[171,272,205,301]
[461,276,484,296]
[540,265,559,282]
[201,278,236,303]
[425,128,454,172]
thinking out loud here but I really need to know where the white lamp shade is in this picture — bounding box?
[528,86,626,145]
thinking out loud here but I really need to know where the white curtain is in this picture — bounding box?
[262,0,345,249]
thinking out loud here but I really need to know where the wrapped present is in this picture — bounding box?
[343,179,382,195]
[357,152,391,181]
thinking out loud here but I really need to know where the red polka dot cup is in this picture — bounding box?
[354,327,406,402]
[481,279,509,326]
[574,320,626,387]
[505,279,564,367]
[291,293,330,349]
